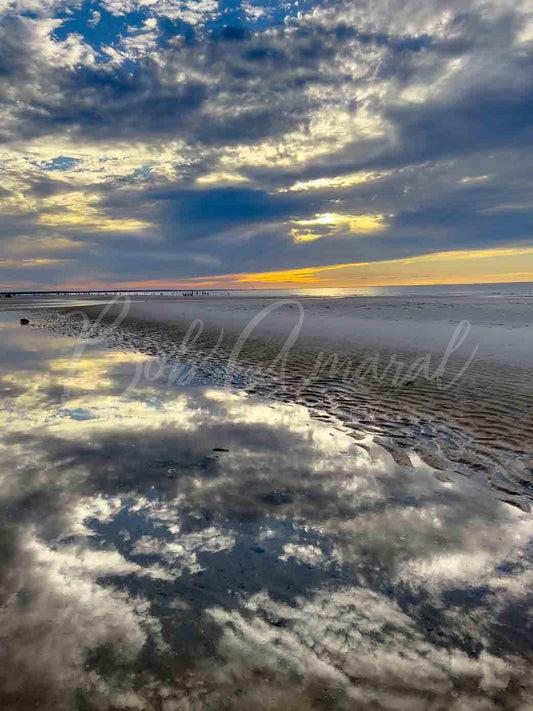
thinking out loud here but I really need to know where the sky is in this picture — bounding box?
[1,0,533,290]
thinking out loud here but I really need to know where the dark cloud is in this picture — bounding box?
[1,0,533,286]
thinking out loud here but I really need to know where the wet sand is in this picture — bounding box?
[1,308,533,710]
[24,293,533,512]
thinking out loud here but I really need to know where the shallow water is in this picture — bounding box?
[1,311,532,710]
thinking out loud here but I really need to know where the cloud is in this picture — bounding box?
[37,211,152,232]
[88,10,101,28]
[282,170,392,192]
[0,257,69,268]
[290,212,388,242]
[1,235,85,254]
[1,0,533,286]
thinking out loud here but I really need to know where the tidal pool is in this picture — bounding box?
[0,311,532,710]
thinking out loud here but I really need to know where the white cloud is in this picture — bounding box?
[88,9,101,27]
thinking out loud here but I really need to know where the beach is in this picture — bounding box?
[26,289,533,510]
[0,289,532,710]
[4,0,533,703]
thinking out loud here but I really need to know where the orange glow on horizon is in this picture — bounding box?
[2,246,533,292]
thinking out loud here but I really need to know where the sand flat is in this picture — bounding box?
[1,305,533,709]
[21,291,532,512]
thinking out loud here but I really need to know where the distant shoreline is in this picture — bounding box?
[2,280,533,298]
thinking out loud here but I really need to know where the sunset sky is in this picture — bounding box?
[1,0,533,289]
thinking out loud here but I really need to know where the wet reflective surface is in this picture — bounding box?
[1,311,532,710]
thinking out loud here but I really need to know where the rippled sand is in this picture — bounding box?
[27,293,533,512]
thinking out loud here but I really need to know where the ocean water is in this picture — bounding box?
[4,280,533,299]
[224,281,533,298]
[1,308,533,710]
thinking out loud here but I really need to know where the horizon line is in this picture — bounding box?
[2,278,533,295]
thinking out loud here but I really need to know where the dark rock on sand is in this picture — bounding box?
[20,318,30,326]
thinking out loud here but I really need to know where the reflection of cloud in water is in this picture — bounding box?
[132,527,236,575]
[207,587,527,710]
[0,315,532,709]
[0,530,160,709]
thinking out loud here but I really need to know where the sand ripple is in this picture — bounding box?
[31,307,533,512]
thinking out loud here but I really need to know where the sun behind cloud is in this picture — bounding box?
[290,213,388,242]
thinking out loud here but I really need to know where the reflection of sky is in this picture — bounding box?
[1,311,533,709]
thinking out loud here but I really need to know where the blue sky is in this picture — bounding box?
[1,0,533,288]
